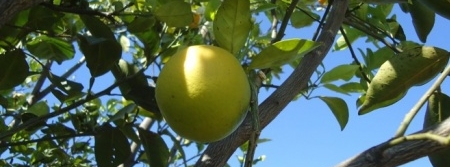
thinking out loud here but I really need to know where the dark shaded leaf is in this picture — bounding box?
[95,124,131,167]
[26,35,75,64]
[77,35,122,77]
[138,128,169,167]
[0,50,29,90]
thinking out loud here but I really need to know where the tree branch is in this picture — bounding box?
[0,0,46,28]
[335,117,450,167]
[194,0,349,166]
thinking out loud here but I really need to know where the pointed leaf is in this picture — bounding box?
[26,35,75,64]
[138,128,169,167]
[323,84,350,95]
[80,15,115,40]
[78,35,122,77]
[108,103,137,122]
[154,1,193,27]
[320,64,359,83]
[0,50,29,90]
[319,96,349,130]
[340,82,364,93]
[249,39,320,69]
[95,124,131,167]
[213,0,252,55]
[408,0,435,43]
[290,10,318,28]
[47,73,84,94]
[359,46,449,115]
[27,101,49,116]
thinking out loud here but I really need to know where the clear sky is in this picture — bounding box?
[238,4,450,167]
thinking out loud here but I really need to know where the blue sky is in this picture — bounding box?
[238,4,450,167]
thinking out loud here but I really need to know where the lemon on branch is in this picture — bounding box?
[155,45,250,143]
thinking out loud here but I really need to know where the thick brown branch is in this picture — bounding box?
[335,117,450,167]
[0,0,46,28]
[194,0,349,166]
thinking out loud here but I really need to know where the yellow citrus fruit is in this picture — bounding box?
[155,45,250,143]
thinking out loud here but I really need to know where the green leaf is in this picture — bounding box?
[47,73,84,94]
[340,82,364,93]
[0,50,29,90]
[408,0,435,43]
[108,103,137,122]
[334,26,363,51]
[78,35,122,77]
[323,84,350,95]
[365,47,394,70]
[95,124,131,167]
[154,1,193,27]
[0,9,29,48]
[204,0,222,21]
[138,128,169,167]
[249,39,320,69]
[253,3,278,13]
[239,138,271,152]
[27,101,50,116]
[126,16,156,34]
[27,6,64,31]
[213,0,252,55]
[359,46,449,115]
[319,96,349,130]
[320,64,359,83]
[26,35,75,64]
[80,15,115,40]
[290,10,318,29]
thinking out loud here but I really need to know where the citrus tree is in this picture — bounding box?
[1,0,450,166]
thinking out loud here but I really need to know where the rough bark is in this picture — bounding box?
[0,0,46,28]
[336,117,450,167]
[194,0,349,166]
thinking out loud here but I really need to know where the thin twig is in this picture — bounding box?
[34,57,86,103]
[271,0,300,43]
[0,66,148,140]
[394,62,450,138]
[0,132,94,148]
[339,27,371,83]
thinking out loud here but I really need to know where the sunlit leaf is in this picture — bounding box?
[249,39,320,69]
[319,96,349,130]
[359,46,449,115]
[323,84,350,95]
[155,1,193,27]
[0,50,29,90]
[320,64,359,83]
[213,0,252,55]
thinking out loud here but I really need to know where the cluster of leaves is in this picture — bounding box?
[0,0,449,166]
[0,0,325,166]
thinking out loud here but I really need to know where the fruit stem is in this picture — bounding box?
[244,70,262,167]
